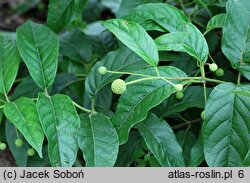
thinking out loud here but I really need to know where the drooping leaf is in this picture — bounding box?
[78,113,119,167]
[16,21,59,89]
[0,36,19,95]
[136,113,185,167]
[60,29,92,64]
[47,0,87,33]
[155,23,209,63]
[203,83,250,166]
[222,0,250,80]
[4,98,44,157]
[85,48,148,98]
[36,93,80,167]
[111,66,187,144]
[205,13,226,34]
[102,19,159,66]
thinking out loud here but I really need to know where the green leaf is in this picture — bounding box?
[241,149,250,166]
[0,36,20,95]
[16,21,59,89]
[102,19,159,66]
[117,0,162,18]
[136,113,185,167]
[47,0,87,33]
[85,47,148,98]
[5,121,28,166]
[222,0,250,80]
[36,93,80,167]
[115,132,142,167]
[203,83,250,166]
[123,3,189,26]
[155,23,209,63]
[188,133,204,167]
[162,86,212,117]
[205,14,226,34]
[78,113,119,167]
[4,98,44,157]
[60,29,92,64]
[111,66,187,144]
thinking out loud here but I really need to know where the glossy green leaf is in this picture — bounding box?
[85,48,148,98]
[123,3,189,26]
[136,113,185,167]
[203,83,250,166]
[16,21,59,89]
[0,36,19,95]
[78,113,119,167]
[111,66,187,144]
[102,19,159,66]
[155,23,209,63]
[47,0,87,33]
[205,14,226,34]
[37,93,80,167]
[60,29,92,64]
[4,98,44,157]
[222,0,250,80]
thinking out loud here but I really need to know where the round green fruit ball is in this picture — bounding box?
[175,84,183,92]
[111,79,126,95]
[144,154,151,161]
[201,111,205,120]
[175,91,184,100]
[27,148,36,156]
[98,66,107,75]
[215,68,224,77]
[0,143,7,151]
[209,63,218,72]
[15,138,24,147]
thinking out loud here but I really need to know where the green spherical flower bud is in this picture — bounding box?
[201,111,205,120]
[175,84,183,92]
[98,66,107,75]
[209,63,218,72]
[215,68,224,77]
[111,79,126,95]
[27,148,36,156]
[175,91,184,100]
[0,143,7,151]
[15,138,24,147]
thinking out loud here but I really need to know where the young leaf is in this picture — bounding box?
[188,133,204,167]
[136,113,185,167]
[222,0,250,80]
[111,66,187,144]
[85,47,148,98]
[16,21,59,90]
[78,113,119,167]
[4,98,44,157]
[102,19,159,66]
[47,0,87,33]
[205,14,226,34]
[37,93,80,167]
[0,36,19,95]
[203,83,250,166]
